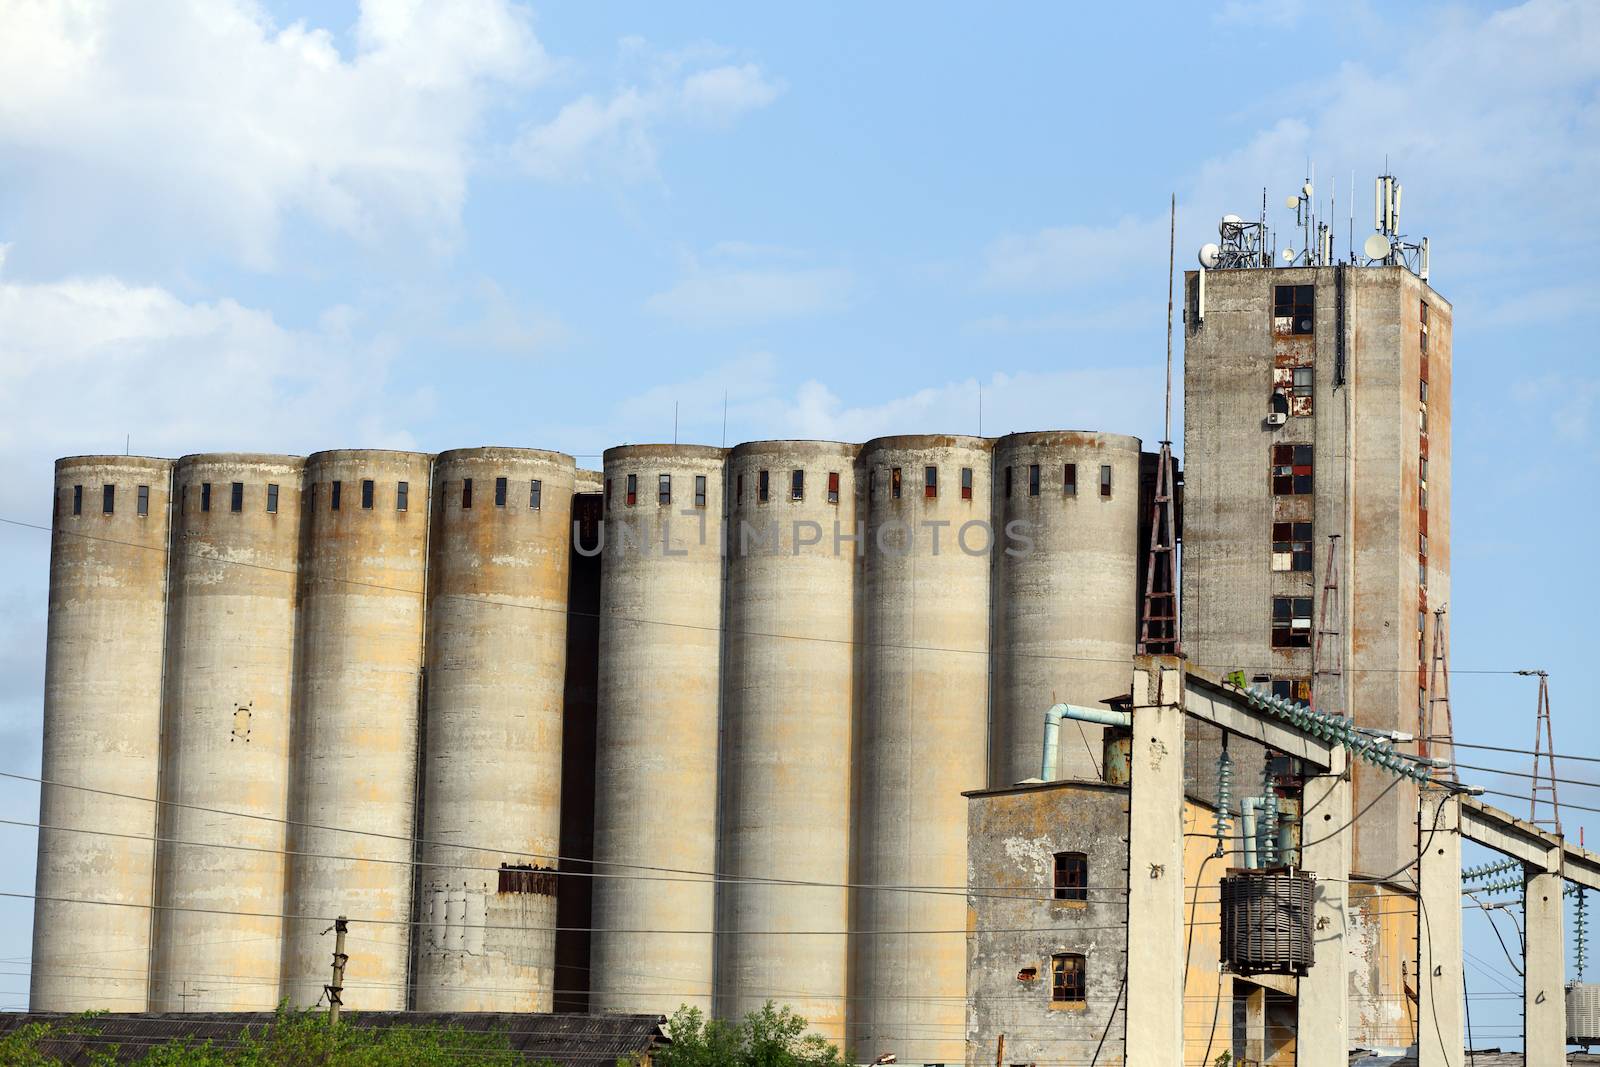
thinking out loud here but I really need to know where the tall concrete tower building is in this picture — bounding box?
[1182,250,1451,883]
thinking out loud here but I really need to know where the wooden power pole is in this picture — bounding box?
[326,915,349,1025]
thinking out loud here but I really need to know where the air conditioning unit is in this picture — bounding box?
[1266,412,1287,427]
[1220,869,1316,976]
[1570,983,1600,1044]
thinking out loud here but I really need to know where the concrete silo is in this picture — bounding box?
[281,450,433,1009]
[988,432,1142,787]
[717,441,857,1042]
[150,454,305,1011]
[849,436,992,1066]
[589,444,726,1016]
[413,448,575,1011]
[32,456,174,1012]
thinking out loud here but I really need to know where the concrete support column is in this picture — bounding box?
[1416,788,1463,1067]
[1296,749,1351,1066]
[1125,656,1185,1067]
[1522,846,1566,1067]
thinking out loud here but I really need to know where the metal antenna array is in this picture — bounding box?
[1519,669,1562,834]
[1363,171,1430,280]
[1139,194,1180,655]
[1423,607,1456,781]
[1310,534,1343,716]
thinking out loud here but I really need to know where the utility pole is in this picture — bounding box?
[1138,193,1181,655]
[1520,670,1562,835]
[325,915,348,1025]
[1423,607,1455,779]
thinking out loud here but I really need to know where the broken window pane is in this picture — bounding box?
[792,469,804,501]
[1064,463,1077,496]
[827,471,840,504]
[531,479,542,510]
[397,481,408,512]
[924,466,937,498]
[960,467,972,501]
[1053,852,1087,902]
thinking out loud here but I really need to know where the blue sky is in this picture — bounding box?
[0,0,1596,1047]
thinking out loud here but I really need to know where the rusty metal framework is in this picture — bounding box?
[1422,607,1456,779]
[1139,195,1181,655]
[1521,669,1562,834]
[1309,534,1342,715]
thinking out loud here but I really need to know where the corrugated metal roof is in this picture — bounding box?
[0,1010,668,1066]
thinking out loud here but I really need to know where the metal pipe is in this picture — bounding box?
[1240,798,1260,870]
[1041,704,1133,781]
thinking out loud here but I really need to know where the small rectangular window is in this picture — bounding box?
[659,474,672,505]
[605,479,613,509]
[693,475,706,509]
[1051,953,1086,1003]
[1064,463,1077,496]
[736,473,744,504]
[1420,532,1427,556]
[1004,466,1013,498]
[792,469,805,501]
[960,467,972,501]
[266,484,279,514]
[73,484,83,515]
[1099,464,1113,497]
[358,479,374,510]
[462,478,473,510]
[1292,366,1313,393]
[758,470,769,503]
[1273,283,1315,335]
[397,481,409,512]
[924,466,937,498]
[1420,406,1428,435]
[1271,444,1313,495]
[891,467,902,499]
[531,479,542,510]
[626,473,637,506]
[1271,520,1313,572]
[1421,301,1430,326]
[827,472,840,504]
[1028,464,1041,497]
[1419,456,1428,483]
[202,482,214,512]
[1053,852,1087,902]
[230,481,244,512]
[1420,380,1428,404]
[495,477,508,507]
[1271,596,1313,648]
[102,484,115,514]
[1270,677,1311,703]
[329,481,340,511]
[137,484,150,517]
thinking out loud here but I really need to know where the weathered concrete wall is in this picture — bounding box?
[413,448,576,1011]
[989,432,1142,786]
[716,441,857,1043]
[589,444,727,1016]
[282,450,433,1009]
[32,456,174,1012]
[151,454,304,1011]
[1347,882,1418,1049]
[850,435,991,1066]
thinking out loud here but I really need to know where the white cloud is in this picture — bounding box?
[1215,0,1308,28]
[0,0,548,268]
[645,264,852,326]
[981,216,1169,291]
[513,48,781,181]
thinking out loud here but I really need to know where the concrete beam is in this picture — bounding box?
[1124,656,1186,1067]
[1296,747,1350,1066]
[1417,788,1464,1067]
[1458,796,1600,891]
[1182,670,1335,771]
[1523,846,1566,1067]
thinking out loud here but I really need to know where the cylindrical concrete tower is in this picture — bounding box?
[32,456,174,1012]
[282,450,433,1009]
[717,442,857,1042]
[413,447,575,1011]
[150,454,305,1011]
[849,436,991,1065]
[988,432,1143,786]
[589,444,726,1016]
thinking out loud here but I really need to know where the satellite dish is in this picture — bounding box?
[1302,182,1314,197]
[1282,248,1296,262]
[1364,233,1391,260]
[1198,243,1220,269]
[1285,195,1300,210]
[1219,214,1242,235]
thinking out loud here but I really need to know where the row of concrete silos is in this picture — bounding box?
[35,431,1143,1062]
[587,433,1142,1063]
[34,448,575,1014]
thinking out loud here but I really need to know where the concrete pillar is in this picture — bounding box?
[1125,656,1185,1066]
[1296,748,1350,1065]
[1242,983,1266,1065]
[1416,787,1463,1067]
[1522,845,1565,1067]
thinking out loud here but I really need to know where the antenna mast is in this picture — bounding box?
[1310,534,1343,716]
[1422,607,1455,781]
[1520,669,1562,834]
[1138,194,1181,655]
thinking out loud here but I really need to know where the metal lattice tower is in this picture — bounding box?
[1520,669,1562,835]
[1310,534,1342,715]
[1423,607,1456,780]
[1139,194,1181,656]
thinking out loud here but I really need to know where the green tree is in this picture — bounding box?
[654,1003,842,1067]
